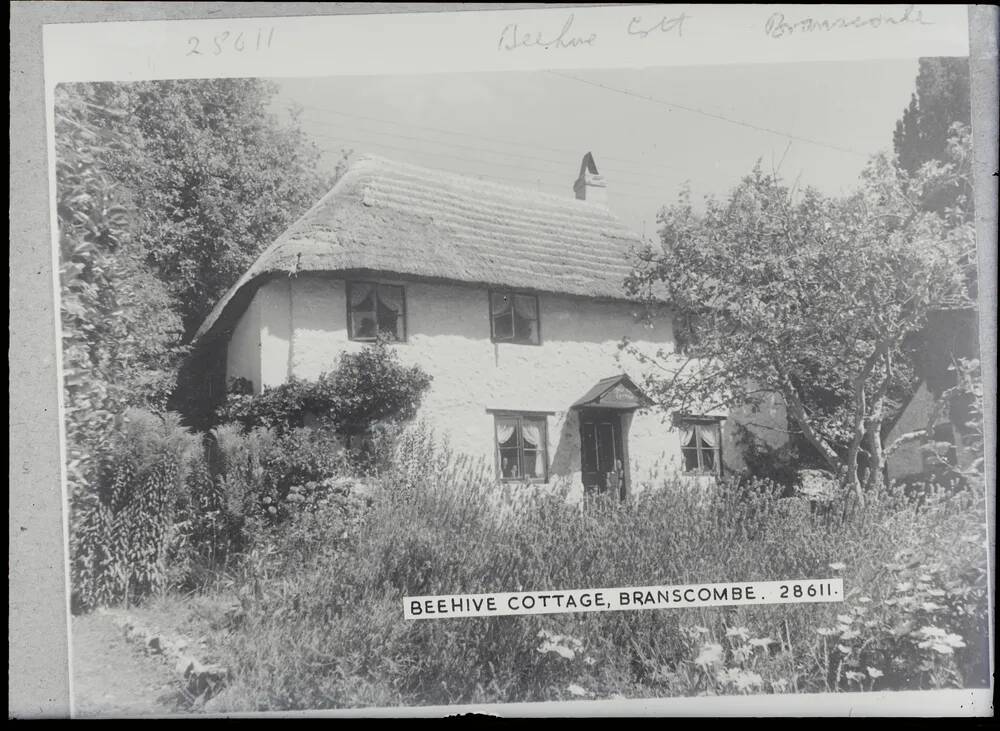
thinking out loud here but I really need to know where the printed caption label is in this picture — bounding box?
[405,579,843,619]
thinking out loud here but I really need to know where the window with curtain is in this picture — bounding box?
[679,419,723,475]
[490,291,540,345]
[494,413,548,482]
[347,282,406,341]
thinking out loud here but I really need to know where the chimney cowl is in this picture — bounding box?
[573,151,607,206]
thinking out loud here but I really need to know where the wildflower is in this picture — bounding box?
[828,562,846,571]
[815,627,836,637]
[731,645,751,664]
[837,644,852,654]
[867,667,884,679]
[840,629,860,640]
[566,684,589,697]
[836,614,853,624]
[857,596,872,604]
[916,626,965,654]
[921,602,944,612]
[733,670,763,692]
[891,621,914,637]
[717,668,741,685]
[749,637,775,649]
[725,627,749,640]
[896,582,913,592]
[845,671,865,683]
[927,589,946,597]
[538,641,575,660]
[693,626,710,634]
[918,574,933,583]
[694,643,723,667]
[771,679,789,693]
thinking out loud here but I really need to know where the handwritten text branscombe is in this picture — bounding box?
[765,5,931,39]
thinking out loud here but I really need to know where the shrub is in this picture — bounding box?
[71,409,201,611]
[167,423,353,591]
[214,338,433,446]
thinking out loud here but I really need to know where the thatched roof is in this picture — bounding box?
[194,154,652,345]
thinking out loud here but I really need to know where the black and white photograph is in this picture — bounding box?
[10,2,996,719]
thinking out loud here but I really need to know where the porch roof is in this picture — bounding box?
[570,374,651,411]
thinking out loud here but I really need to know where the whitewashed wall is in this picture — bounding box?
[885,381,936,480]
[225,293,261,390]
[225,274,787,498]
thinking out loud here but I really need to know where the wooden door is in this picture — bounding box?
[580,410,625,498]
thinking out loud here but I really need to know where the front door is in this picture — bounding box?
[580,409,626,499]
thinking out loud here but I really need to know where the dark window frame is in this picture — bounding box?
[488,289,542,346]
[492,411,550,483]
[677,416,724,477]
[346,280,408,343]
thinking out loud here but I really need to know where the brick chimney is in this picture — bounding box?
[573,152,607,206]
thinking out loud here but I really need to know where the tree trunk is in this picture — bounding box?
[866,422,886,492]
[779,380,842,473]
[864,350,892,494]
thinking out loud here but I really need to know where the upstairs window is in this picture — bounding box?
[348,282,406,342]
[679,418,723,475]
[490,291,540,345]
[494,413,548,482]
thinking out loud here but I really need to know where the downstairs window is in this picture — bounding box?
[494,413,549,482]
[679,418,723,476]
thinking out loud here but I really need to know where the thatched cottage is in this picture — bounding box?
[192,153,786,499]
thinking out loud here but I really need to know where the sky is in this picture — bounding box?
[272,59,920,238]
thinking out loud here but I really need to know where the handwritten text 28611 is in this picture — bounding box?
[186,28,275,57]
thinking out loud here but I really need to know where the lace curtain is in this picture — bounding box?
[378,285,404,316]
[496,419,516,445]
[697,423,718,448]
[491,293,511,316]
[513,294,537,320]
[681,423,718,448]
[521,420,544,476]
[350,282,373,308]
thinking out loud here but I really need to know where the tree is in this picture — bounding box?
[624,142,974,502]
[55,84,186,496]
[893,58,971,216]
[84,79,335,335]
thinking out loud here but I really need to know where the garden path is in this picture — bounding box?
[71,612,189,718]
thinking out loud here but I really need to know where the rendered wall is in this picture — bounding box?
[231,274,788,497]
[225,291,261,392]
[886,381,936,480]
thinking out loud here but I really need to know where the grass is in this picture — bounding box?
[185,441,991,711]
